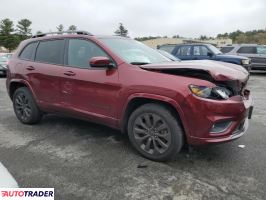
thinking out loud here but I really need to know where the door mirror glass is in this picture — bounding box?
[89,56,115,68]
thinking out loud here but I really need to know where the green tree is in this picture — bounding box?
[36,31,43,35]
[68,25,77,31]
[56,24,64,32]
[199,35,208,40]
[0,18,14,35]
[173,35,180,38]
[17,19,32,36]
[0,18,19,52]
[229,30,243,41]
[114,23,128,37]
[0,34,20,52]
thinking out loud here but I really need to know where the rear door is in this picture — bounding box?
[60,38,120,125]
[31,39,66,110]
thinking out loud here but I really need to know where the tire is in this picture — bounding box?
[13,87,42,124]
[127,103,184,161]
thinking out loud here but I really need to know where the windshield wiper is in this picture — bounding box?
[130,62,150,65]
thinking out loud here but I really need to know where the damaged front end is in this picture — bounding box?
[140,63,249,99]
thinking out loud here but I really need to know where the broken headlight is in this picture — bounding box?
[189,85,232,100]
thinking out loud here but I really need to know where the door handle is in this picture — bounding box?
[26,66,35,71]
[64,71,76,76]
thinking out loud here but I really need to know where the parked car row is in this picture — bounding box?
[220,44,266,70]
[5,31,253,161]
[158,43,251,71]
[158,43,266,71]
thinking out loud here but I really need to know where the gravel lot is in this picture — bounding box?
[0,73,266,200]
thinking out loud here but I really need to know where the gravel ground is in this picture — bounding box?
[0,73,266,200]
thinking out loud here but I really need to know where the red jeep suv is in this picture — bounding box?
[6,31,253,161]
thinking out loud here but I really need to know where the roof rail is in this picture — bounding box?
[31,30,93,38]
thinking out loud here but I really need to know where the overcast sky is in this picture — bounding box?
[0,0,265,38]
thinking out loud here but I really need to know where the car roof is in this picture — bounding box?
[25,34,130,43]
[222,44,264,47]
[175,43,213,46]
[28,30,128,41]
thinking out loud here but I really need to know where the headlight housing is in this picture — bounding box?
[189,85,232,100]
[241,59,250,65]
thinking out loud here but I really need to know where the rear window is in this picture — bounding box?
[19,42,38,60]
[35,40,65,64]
[220,47,234,53]
[237,46,256,54]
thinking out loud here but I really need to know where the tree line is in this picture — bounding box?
[0,18,78,52]
[1,18,265,52]
[135,29,266,44]
[217,29,266,44]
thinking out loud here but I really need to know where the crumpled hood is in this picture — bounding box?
[140,60,249,82]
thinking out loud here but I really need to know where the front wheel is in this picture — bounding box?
[127,103,184,161]
[13,87,42,124]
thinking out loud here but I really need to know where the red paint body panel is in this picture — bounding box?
[6,35,253,146]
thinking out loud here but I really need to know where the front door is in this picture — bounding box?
[192,45,212,60]
[61,38,120,125]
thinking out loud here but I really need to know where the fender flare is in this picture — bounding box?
[9,79,38,101]
[120,92,190,136]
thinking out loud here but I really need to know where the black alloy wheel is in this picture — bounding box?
[128,103,184,161]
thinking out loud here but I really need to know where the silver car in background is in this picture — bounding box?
[220,44,266,70]
[0,53,13,76]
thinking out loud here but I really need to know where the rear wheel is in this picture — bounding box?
[127,103,184,161]
[13,87,42,124]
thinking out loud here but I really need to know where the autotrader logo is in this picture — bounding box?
[0,188,54,199]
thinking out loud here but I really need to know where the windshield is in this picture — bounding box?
[99,38,171,65]
[207,44,222,55]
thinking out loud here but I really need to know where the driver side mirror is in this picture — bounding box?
[207,52,214,57]
[89,56,115,69]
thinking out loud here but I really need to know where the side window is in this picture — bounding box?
[35,40,65,64]
[220,47,234,54]
[193,46,200,55]
[237,47,256,54]
[200,46,209,56]
[19,42,38,60]
[67,39,109,68]
[193,46,209,56]
[176,46,191,56]
[257,46,266,54]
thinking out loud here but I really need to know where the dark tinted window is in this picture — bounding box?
[20,42,38,60]
[176,46,191,56]
[237,46,256,54]
[67,39,109,68]
[35,40,65,64]
[220,47,234,53]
